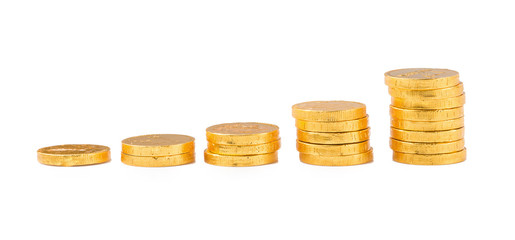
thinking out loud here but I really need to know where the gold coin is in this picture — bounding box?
[37,144,110,167]
[299,149,373,166]
[390,138,465,154]
[292,101,367,121]
[391,117,464,131]
[389,82,464,99]
[390,106,464,121]
[296,128,370,144]
[385,68,460,89]
[393,149,466,165]
[296,116,369,132]
[207,139,281,155]
[392,93,465,109]
[391,127,464,143]
[122,134,194,156]
[204,150,278,167]
[296,140,370,156]
[121,152,195,167]
[206,122,279,145]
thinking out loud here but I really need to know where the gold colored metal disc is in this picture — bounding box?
[391,117,464,131]
[122,134,195,156]
[292,101,367,121]
[207,139,281,155]
[206,122,279,145]
[390,138,465,154]
[121,152,195,167]
[393,149,466,165]
[296,116,369,132]
[37,144,111,167]
[390,106,464,121]
[389,82,464,99]
[204,150,278,167]
[297,140,370,156]
[299,149,373,166]
[296,128,370,144]
[391,127,465,143]
[385,68,460,89]
[391,93,465,109]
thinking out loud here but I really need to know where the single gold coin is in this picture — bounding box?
[297,140,370,156]
[392,93,465,109]
[37,144,111,167]
[206,122,279,145]
[204,150,278,167]
[385,68,460,89]
[292,101,367,121]
[297,128,370,144]
[390,138,465,154]
[389,82,464,99]
[391,117,464,131]
[122,134,194,156]
[296,116,369,132]
[390,106,464,121]
[121,152,195,167]
[299,149,373,166]
[393,149,466,165]
[207,139,281,155]
[391,127,465,143]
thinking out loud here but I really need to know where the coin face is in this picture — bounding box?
[386,68,458,80]
[38,144,109,155]
[293,101,365,112]
[122,134,194,146]
[292,101,366,121]
[385,68,460,89]
[206,122,278,135]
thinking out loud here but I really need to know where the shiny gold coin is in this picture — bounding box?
[37,144,110,167]
[392,93,465,109]
[296,116,369,132]
[389,82,464,99]
[299,149,373,166]
[292,101,367,121]
[393,148,466,165]
[296,128,370,144]
[207,139,281,155]
[391,127,465,143]
[204,150,278,167]
[390,106,464,121]
[297,140,370,156]
[391,117,464,131]
[122,134,194,156]
[390,138,465,154]
[385,68,460,89]
[121,152,195,167]
[206,122,279,145]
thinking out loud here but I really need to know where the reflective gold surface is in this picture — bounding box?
[389,82,464,99]
[393,149,466,165]
[390,138,465,154]
[121,152,195,167]
[391,93,466,109]
[390,106,464,121]
[207,139,281,155]
[299,149,373,166]
[204,150,278,167]
[295,116,369,132]
[296,140,370,156]
[296,128,370,144]
[122,134,194,156]
[206,122,279,145]
[391,127,464,142]
[385,68,460,89]
[390,117,464,131]
[37,144,111,166]
[292,101,367,121]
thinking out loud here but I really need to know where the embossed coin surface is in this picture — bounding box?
[206,122,279,145]
[37,144,111,166]
[292,101,367,121]
[385,68,460,89]
[122,134,195,156]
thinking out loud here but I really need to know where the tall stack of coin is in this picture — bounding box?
[121,134,195,167]
[385,68,466,165]
[204,122,281,167]
[292,101,373,166]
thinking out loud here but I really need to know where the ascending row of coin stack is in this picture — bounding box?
[121,134,196,167]
[385,68,466,165]
[292,101,373,166]
[204,122,281,167]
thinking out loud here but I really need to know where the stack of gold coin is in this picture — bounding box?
[385,68,466,165]
[121,134,195,167]
[204,122,281,167]
[292,101,373,166]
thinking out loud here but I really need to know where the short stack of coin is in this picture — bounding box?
[385,68,466,165]
[121,134,195,167]
[292,101,373,166]
[204,122,281,167]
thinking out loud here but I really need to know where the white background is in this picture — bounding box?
[1,1,514,239]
